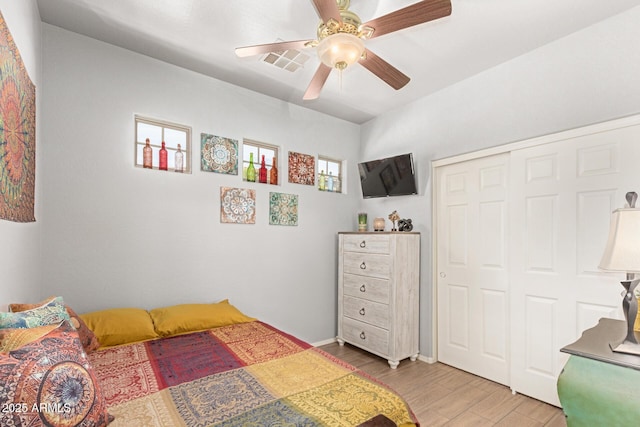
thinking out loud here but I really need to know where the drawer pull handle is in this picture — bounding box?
[359,308,365,316]
[360,285,366,292]
[360,241,366,248]
[360,331,366,340]
[360,262,366,270]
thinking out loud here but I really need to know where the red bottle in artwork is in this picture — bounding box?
[259,155,267,183]
[159,141,168,171]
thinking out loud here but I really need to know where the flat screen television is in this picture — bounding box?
[358,153,418,198]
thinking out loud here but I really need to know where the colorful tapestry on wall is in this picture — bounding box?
[269,192,298,226]
[0,11,36,222]
[287,151,315,186]
[201,133,238,175]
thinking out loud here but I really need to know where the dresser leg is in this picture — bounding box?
[410,353,419,362]
[388,360,400,369]
[337,338,345,346]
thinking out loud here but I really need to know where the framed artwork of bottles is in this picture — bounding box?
[135,115,191,173]
[201,133,238,175]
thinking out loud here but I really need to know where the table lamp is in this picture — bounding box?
[598,192,640,352]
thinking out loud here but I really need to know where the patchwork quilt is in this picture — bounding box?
[89,321,419,426]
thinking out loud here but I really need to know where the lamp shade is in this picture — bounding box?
[599,208,640,272]
[317,33,364,70]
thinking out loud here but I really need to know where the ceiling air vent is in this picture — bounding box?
[262,43,310,72]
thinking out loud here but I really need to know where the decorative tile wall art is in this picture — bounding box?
[220,187,256,224]
[269,192,298,226]
[201,133,238,175]
[288,151,315,186]
[0,11,36,222]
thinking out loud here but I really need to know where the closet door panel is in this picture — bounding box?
[437,154,510,386]
[510,126,639,405]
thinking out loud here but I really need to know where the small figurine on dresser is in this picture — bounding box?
[388,210,401,231]
[398,218,413,232]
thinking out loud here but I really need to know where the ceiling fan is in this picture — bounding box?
[235,0,452,100]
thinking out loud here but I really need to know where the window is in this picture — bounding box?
[242,139,279,184]
[317,156,342,193]
[135,115,191,173]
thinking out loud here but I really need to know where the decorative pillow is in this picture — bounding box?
[0,324,58,352]
[80,308,159,347]
[149,299,256,337]
[0,321,112,426]
[0,296,70,329]
[9,297,101,353]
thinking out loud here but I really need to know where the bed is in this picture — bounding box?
[0,298,419,427]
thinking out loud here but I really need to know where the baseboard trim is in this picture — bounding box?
[312,337,338,347]
[418,354,437,364]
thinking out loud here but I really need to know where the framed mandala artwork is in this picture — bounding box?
[269,192,298,226]
[201,133,238,175]
[288,151,315,186]
[220,187,256,224]
[0,11,36,222]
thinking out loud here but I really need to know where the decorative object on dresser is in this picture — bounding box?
[337,232,420,368]
[357,212,368,232]
[598,191,640,354]
[373,217,385,232]
[397,218,413,232]
[388,210,400,231]
[558,318,640,426]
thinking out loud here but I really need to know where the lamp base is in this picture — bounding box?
[611,340,640,356]
[619,278,640,344]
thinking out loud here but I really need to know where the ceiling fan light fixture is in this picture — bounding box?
[317,33,364,70]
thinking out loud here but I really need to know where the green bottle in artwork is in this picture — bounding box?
[247,152,256,182]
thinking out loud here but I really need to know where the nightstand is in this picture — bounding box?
[558,318,640,426]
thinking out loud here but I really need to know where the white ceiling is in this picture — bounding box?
[37,0,640,124]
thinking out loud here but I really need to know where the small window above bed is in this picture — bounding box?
[135,115,192,173]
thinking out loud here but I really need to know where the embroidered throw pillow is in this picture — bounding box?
[0,320,112,426]
[0,324,58,352]
[0,296,70,329]
[9,297,100,353]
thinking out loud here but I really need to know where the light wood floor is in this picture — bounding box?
[319,342,567,427]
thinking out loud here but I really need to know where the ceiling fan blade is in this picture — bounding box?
[235,40,313,58]
[359,49,410,90]
[311,0,342,24]
[362,0,451,40]
[303,64,332,100]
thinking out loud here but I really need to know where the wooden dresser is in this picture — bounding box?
[337,232,420,368]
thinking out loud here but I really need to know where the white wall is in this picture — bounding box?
[360,6,640,358]
[0,0,43,309]
[39,24,360,343]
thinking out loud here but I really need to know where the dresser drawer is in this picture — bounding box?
[343,274,390,304]
[342,317,389,356]
[342,234,390,254]
[343,253,391,279]
[343,296,389,329]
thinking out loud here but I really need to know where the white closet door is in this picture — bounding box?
[509,127,640,405]
[436,153,510,386]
